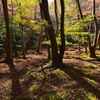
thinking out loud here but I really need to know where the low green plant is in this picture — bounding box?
[27,68,38,79]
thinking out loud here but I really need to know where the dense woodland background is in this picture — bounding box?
[0,0,100,100]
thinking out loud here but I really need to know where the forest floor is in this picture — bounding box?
[0,47,100,100]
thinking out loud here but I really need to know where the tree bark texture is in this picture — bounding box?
[54,0,59,36]
[41,0,59,64]
[59,0,65,63]
[2,0,13,63]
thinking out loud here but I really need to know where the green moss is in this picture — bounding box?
[75,88,96,100]
[84,64,99,69]
[40,91,58,100]
[84,77,99,87]
[64,82,77,88]
[81,54,95,61]
[29,82,38,92]
[49,69,67,80]
[57,91,68,100]
[40,91,68,100]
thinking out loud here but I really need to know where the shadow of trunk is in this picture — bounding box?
[7,63,22,100]
[59,65,100,99]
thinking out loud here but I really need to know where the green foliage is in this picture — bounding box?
[45,60,53,67]
[42,35,61,46]
[27,68,38,79]
[42,40,51,45]
[12,0,49,30]
[65,14,93,34]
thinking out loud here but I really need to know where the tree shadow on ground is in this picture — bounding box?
[7,63,22,100]
[59,65,100,99]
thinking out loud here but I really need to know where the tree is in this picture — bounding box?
[75,0,87,53]
[41,0,59,65]
[12,0,39,58]
[54,0,59,36]
[41,0,65,65]
[35,3,44,54]
[89,0,98,57]
[75,0,98,57]
[59,0,65,63]
[2,0,13,63]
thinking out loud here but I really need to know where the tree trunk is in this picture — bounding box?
[90,46,96,57]
[54,0,59,36]
[77,14,82,52]
[98,33,100,49]
[20,25,26,59]
[76,0,88,53]
[35,3,44,54]
[59,0,65,63]
[2,0,13,63]
[45,28,51,60]
[35,27,43,53]
[41,0,59,64]
[76,0,98,57]
[91,0,98,57]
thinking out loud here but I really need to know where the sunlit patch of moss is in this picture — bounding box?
[85,93,96,100]
[76,88,96,100]
[96,53,100,57]
[29,82,38,93]
[40,91,68,100]
[49,69,67,80]
[84,77,100,87]
[81,68,93,76]
[81,53,100,61]
[57,91,68,99]
[64,82,77,88]
[84,64,99,69]
[81,54,96,61]
[40,91,58,100]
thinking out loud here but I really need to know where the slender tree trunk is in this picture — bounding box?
[40,3,51,59]
[25,28,32,44]
[41,0,59,64]
[45,28,51,60]
[92,0,98,47]
[35,27,43,53]
[98,33,100,49]
[2,0,13,63]
[59,0,65,63]
[90,0,98,57]
[35,3,44,54]
[54,0,59,36]
[20,25,26,59]
[77,14,82,52]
